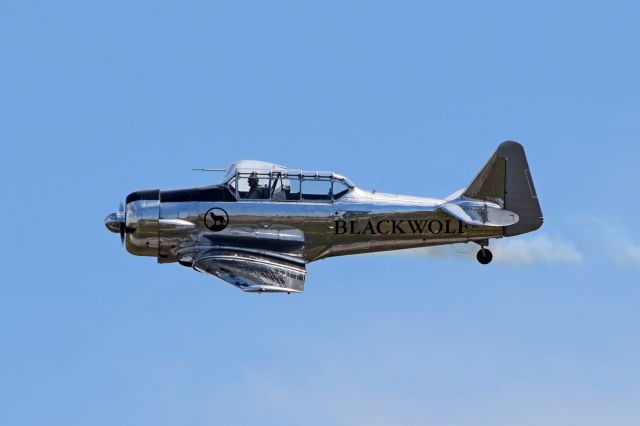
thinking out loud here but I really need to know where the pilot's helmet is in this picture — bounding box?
[248,172,259,187]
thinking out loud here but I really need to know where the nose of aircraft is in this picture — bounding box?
[104,212,123,233]
[104,203,127,244]
[105,190,160,253]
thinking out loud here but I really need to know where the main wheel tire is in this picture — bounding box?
[477,249,493,265]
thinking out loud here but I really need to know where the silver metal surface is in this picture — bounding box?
[104,212,124,233]
[104,141,543,293]
[193,250,305,293]
[125,199,160,257]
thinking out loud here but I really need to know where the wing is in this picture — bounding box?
[192,249,306,293]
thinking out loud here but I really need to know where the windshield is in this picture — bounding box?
[228,172,352,202]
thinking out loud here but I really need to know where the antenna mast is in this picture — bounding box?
[372,170,391,194]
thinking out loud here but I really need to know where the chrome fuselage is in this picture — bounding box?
[121,186,502,266]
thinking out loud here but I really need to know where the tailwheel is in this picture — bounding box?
[477,248,493,265]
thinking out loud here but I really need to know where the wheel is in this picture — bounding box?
[477,248,493,265]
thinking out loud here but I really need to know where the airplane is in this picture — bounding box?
[105,141,543,293]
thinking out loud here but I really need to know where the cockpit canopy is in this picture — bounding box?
[222,160,355,202]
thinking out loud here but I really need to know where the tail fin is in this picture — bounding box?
[464,141,543,236]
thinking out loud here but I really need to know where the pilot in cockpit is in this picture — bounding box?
[247,173,262,199]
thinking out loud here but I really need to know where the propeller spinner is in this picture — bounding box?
[105,203,127,245]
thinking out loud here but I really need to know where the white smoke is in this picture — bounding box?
[398,234,583,265]
[490,234,583,265]
[607,234,640,266]
[623,243,640,264]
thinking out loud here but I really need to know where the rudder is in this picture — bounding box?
[464,141,543,236]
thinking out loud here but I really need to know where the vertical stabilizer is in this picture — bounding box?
[464,141,543,236]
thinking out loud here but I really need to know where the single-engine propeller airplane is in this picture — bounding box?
[105,141,543,293]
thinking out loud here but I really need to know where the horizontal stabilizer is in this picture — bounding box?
[439,200,519,227]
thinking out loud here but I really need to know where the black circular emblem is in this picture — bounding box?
[204,207,229,232]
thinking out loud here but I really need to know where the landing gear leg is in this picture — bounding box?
[476,240,493,265]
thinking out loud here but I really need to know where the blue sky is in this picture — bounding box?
[1,1,639,425]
